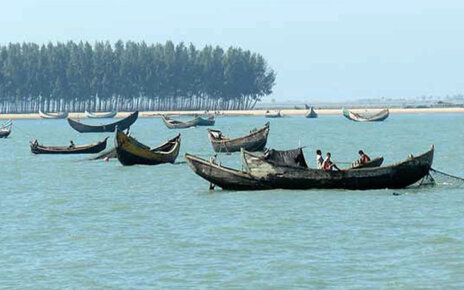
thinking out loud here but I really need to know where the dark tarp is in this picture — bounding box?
[264,148,308,168]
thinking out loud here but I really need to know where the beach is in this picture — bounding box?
[0,107,463,120]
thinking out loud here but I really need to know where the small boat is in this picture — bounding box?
[67,111,138,133]
[85,110,117,118]
[265,110,282,118]
[185,145,434,190]
[0,120,12,138]
[161,115,201,129]
[349,156,384,169]
[30,137,108,154]
[115,129,181,166]
[196,116,215,126]
[207,122,270,153]
[304,107,318,118]
[342,108,389,122]
[39,110,69,119]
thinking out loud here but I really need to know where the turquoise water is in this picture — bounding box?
[1,114,463,288]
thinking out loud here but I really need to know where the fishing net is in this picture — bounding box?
[418,168,464,188]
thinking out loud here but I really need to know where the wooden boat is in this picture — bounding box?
[67,111,138,133]
[30,137,108,154]
[196,116,215,126]
[185,145,434,190]
[39,110,69,119]
[115,129,181,165]
[207,122,270,153]
[349,156,384,169]
[265,110,282,118]
[161,115,201,129]
[304,107,318,118]
[0,120,12,138]
[342,108,389,122]
[85,110,117,118]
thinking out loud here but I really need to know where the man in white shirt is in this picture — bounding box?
[316,149,324,169]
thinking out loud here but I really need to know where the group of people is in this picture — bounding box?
[316,149,370,171]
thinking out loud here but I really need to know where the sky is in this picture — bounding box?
[1,0,464,102]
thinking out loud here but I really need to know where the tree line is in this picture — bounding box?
[0,41,276,113]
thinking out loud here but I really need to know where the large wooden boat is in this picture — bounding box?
[67,111,138,133]
[161,115,201,129]
[185,145,434,190]
[196,116,215,126]
[115,129,181,166]
[265,110,282,118]
[0,120,12,138]
[342,108,389,122]
[39,110,69,119]
[85,110,117,118]
[30,137,108,154]
[207,122,270,153]
[304,107,318,118]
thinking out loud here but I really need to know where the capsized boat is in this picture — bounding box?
[342,108,389,122]
[30,137,108,154]
[161,115,201,129]
[115,129,181,166]
[185,145,434,190]
[85,110,117,118]
[67,111,138,133]
[207,122,270,153]
[39,110,69,119]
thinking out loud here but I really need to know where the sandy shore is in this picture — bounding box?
[0,107,463,120]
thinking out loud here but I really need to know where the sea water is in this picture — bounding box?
[1,114,463,288]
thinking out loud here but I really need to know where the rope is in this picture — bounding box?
[430,168,464,181]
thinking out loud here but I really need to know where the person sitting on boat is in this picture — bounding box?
[31,139,39,148]
[69,140,75,148]
[316,149,324,169]
[322,152,340,171]
[358,150,371,164]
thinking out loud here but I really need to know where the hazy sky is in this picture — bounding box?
[1,0,464,101]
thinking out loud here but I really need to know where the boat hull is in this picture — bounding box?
[115,130,181,166]
[67,111,138,133]
[31,138,108,154]
[186,146,434,190]
[208,123,270,153]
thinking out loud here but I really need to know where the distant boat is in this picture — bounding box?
[161,115,200,129]
[196,116,216,126]
[115,129,181,166]
[265,110,282,118]
[39,110,69,119]
[304,107,318,118]
[0,119,12,138]
[342,108,389,122]
[85,110,117,118]
[30,137,108,154]
[67,111,138,133]
[207,122,270,153]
